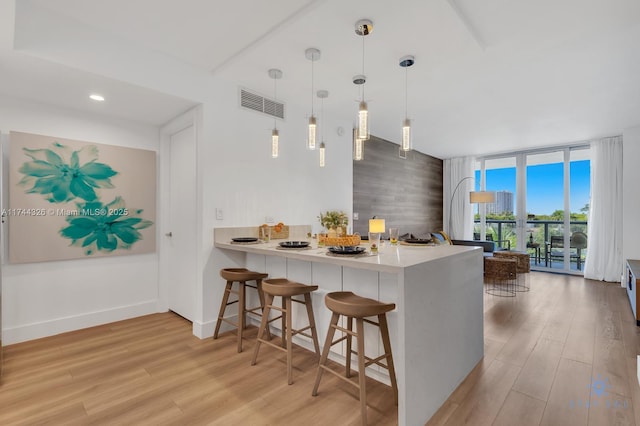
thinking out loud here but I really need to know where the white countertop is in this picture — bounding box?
[214,238,480,273]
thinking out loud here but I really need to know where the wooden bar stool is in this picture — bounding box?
[312,291,398,426]
[251,278,321,385]
[214,268,270,353]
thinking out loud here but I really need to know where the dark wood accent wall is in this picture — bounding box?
[353,135,443,237]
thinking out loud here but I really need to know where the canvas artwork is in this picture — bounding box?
[8,131,156,263]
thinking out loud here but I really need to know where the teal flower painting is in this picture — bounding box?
[18,142,117,203]
[10,131,156,263]
[60,197,153,255]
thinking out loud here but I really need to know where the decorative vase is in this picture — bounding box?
[327,227,338,238]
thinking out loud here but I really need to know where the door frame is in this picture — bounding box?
[158,106,203,329]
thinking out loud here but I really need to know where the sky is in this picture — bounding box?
[474,160,590,216]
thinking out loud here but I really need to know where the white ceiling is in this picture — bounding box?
[0,51,197,126]
[3,0,640,158]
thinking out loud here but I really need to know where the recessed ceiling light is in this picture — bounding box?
[89,94,105,102]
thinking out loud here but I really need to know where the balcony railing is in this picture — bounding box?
[473,219,588,270]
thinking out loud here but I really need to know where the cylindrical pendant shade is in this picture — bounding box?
[354,136,364,161]
[358,101,368,140]
[308,116,317,150]
[469,191,496,203]
[402,118,411,151]
[369,218,385,233]
[271,129,279,158]
[319,142,326,167]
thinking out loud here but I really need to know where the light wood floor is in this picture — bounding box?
[0,272,638,425]
[429,272,640,426]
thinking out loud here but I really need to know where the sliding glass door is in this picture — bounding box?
[476,146,590,274]
[481,157,518,250]
[526,151,567,270]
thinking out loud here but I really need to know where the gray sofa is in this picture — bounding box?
[451,239,505,257]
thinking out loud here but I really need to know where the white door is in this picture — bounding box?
[164,123,197,321]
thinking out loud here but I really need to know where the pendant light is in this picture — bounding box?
[400,55,415,151]
[353,128,364,161]
[317,90,328,167]
[354,19,372,141]
[268,68,282,158]
[305,48,320,150]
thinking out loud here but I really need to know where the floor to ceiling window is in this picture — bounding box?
[475,145,590,274]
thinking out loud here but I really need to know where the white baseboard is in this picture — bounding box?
[192,314,248,339]
[193,319,216,339]
[3,300,159,345]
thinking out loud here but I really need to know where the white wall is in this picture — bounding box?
[197,77,355,335]
[0,72,359,342]
[623,125,640,263]
[0,95,161,344]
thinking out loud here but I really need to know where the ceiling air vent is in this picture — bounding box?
[240,88,285,119]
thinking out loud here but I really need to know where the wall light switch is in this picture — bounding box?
[265,216,274,223]
[215,208,223,220]
[354,212,359,220]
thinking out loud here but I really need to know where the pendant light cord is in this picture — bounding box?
[320,96,324,142]
[361,36,366,101]
[311,57,315,116]
[405,65,408,119]
[273,76,277,129]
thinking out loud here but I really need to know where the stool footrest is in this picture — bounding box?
[332,324,356,336]
[266,315,283,324]
[219,317,238,327]
[245,306,265,314]
[256,338,287,353]
[363,353,390,369]
[330,335,348,345]
[293,330,313,340]
[292,325,312,335]
[318,364,360,389]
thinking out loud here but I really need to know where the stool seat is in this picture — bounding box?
[220,268,268,282]
[262,278,318,297]
[325,291,395,318]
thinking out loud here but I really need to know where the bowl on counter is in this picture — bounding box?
[279,241,310,249]
[328,246,366,255]
[231,237,259,243]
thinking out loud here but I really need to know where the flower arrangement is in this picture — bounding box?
[318,210,349,229]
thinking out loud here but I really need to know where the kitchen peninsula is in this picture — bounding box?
[214,226,484,425]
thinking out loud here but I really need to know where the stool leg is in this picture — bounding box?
[345,316,353,378]
[285,296,294,385]
[356,318,368,425]
[251,293,274,366]
[312,312,340,396]
[303,293,320,356]
[379,314,398,405]
[256,279,272,341]
[213,281,233,339]
[237,282,246,353]
[281,296,287,348]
